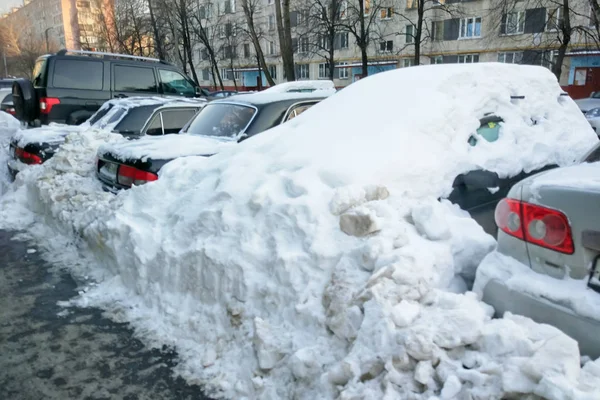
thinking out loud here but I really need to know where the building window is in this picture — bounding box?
[219,25,226,38]
[268,0,274,4]
[202,68,210,81]
[297,9,309,25]
[590,5,598,27]
[432,20,444,41]
[379,40,393,52]
[318,63,330,79]
[199,48,209,61]
[498,52,523,64]
[243,43,251,58]
[299,37,310,53]
[337,62,349,79]
[402,58,414,68]
[405,25,414,43]
[430,55,443,64]
[268,65,277,80]
[458,54,479,63]
[363,0,371,15]
[380,7,393,19]
[504,11,525,35]
[268,41,276,55]
[319,35,331,50]
[541,50,557,70]
[459,17,482,38]
[546,7,563,31]
[268,15,275,30]
[406,0,416,9]
[296,64,310,79]
[339,1,348,19]
[221,68,230,80]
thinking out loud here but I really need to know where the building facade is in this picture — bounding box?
[191,0,599,90]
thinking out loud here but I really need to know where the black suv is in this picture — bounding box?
[12,49,203,126]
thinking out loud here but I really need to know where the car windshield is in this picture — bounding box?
[185,103,256,138]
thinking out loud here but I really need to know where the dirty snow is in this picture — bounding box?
[1,64,600,399]
[0,111,20,194]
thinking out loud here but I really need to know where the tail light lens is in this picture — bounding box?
[15,147,43,165]
[495,198,574,254]
[117,165,158,187]
[40,97,60,114]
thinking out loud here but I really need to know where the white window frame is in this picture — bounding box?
[497,51,523,64]
[299,37,310,53]
[297,64,309,79]
[318,63,330,79]
[268,65,277,80]
[402,58,414,68]
[546,7,562,32]
[340,32,349,49]
[340,0,348,19]
[379,40,393,52]
[380,7,393,20]
[542,50,557,70]
[505,11,525,35]
[220,68,229,80]
[457,54,479,63]
[430,55,443,64]
[219,25,226,38]
[459,16,482,39]
[338,62,349,79]
[405,24,414,43]
[268,15,275,31]
[268,40,275,55]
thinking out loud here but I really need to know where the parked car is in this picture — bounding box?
[1,93,15,116]
[95,91,329,191]
[575,93,600,132]
[10,49,205,127]
[475,141,600,358]
[0,79,15,115]
[8,97,205,178]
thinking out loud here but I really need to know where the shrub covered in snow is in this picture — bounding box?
[1,64,599,399]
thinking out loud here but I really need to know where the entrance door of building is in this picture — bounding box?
[568,67,600,99]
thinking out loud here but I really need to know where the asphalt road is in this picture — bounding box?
[0,230,212,400]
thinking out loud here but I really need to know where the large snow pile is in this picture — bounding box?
[262,79,336,94]
[0,111,21,194]
[1,63,600,399]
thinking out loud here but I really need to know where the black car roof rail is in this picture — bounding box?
[56,49,170,64]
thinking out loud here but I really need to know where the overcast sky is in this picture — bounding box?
[1,0,24,14]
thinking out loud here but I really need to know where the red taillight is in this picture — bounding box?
[495,198,574,254]
[15,147,43,165]
[117,165,158,187]
[40,97,60,114]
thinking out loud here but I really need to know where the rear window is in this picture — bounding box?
[32,59,48,87]
[88,104,114,126]
[114,65,157,93]
[113,104,162,134]
[186,103,256,138]
[53,59,103,90]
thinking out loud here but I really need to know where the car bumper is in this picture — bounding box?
[476,252,600,359]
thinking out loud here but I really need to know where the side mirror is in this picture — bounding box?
[455,170,500,189]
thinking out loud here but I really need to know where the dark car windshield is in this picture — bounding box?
[113,104,162,135]
[186,103,256,138]
[88,104,114,126]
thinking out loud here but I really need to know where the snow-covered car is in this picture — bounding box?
[475,141,600,358]
[95,91,329,191]
[575,93,600,133]
[7,97,205,178]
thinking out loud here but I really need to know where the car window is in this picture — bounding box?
[32,59,48,87]
[162,108,198,134]
[583,143,600,162]
[145,113,163,135]
[53,60,103,90]
[159,69,196,96]
[186,103,256,138]
[89,104,114,126]
[114,65,157,93]
[469,117,503,146]
[113,104,162,134]
[99,107,126,128]
[284,103,315,122]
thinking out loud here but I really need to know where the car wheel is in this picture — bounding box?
[12,79,38,123]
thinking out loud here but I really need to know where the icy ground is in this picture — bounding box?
[1,65,600,400]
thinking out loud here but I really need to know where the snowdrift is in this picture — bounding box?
[0,111,21,194]
[1,64,600,399]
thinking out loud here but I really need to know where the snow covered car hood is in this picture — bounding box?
[11,124,85,147]
[98,134,238,162]
[575,98,600,112]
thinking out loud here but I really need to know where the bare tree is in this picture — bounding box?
[0,21,49,78]
[341,0,382,77]
[148,0,166,59]
[275,0,295,80]
[191,0,225,89]
[305,0,344,80]
[240,0,275,85]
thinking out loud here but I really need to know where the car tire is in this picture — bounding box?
[12,79,38,123]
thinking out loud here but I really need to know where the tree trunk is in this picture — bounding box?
[414,0,424,65]
[275,0,295,80]
[552,0,571,80]
[148,0,165,59]
[328,2,336,81]
[359,0,368,77]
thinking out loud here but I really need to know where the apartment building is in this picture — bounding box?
[193,0,598,90]
[0,0,112,52]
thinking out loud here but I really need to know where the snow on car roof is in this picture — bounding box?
[2,63,600,400]
[221,90,335,105]
[261,79,335,94]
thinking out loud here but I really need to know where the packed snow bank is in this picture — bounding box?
[12,124,85,146]
[0,112,20,194]
[1,64,600,399]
